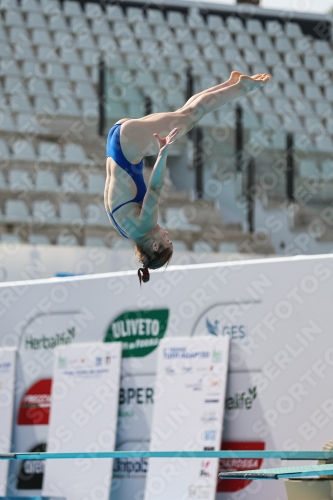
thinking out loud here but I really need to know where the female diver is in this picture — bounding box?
[104,71,271,284]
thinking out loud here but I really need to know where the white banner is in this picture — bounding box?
[0,348,16,496]
[3,255,333,499]
[144,337,229,500]
[42,342,122,500]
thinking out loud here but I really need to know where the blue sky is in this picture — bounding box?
[203,0,333,14]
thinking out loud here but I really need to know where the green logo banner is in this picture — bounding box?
[104,309,169,358]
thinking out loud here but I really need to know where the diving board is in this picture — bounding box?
[218,464,333,480]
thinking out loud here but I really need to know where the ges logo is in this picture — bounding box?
[206,319,246,339]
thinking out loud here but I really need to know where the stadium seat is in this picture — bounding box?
[27,78,50,96]
[61,171,85,192]
[29,234,51,245]
[244,47,261,64]
[314,40,332,56]
[12,140,36,161]
[26,12,47,28]
[57,232,79,246]
[188,9,205,28]
[3,76,23,94]
[266,20,285,37]
[299,160,319,178]
[85,203,109,226]
[0,113,16,132]
[31,29,53,46]
[60,202,83,222]
[76,32,96,50]
[68,64,89,81]
[203,43,221,61]
[256,35,274,51]
[20,0,41,12]
[5,10,25,27]
[263,51,281,67]
[164,208,200,232]
[293,68,311,84]
[246,19,263,34]
[167,11,185,27]
[174,27,194,43]
[63,1,83,17]
[37,45,58,62]
[322,160,333,180]
[0,140,10,160]
[35,96,57,114]
[9,169,34,191]
[285,52,302,69]
[304,54,321,70]
[91,19,110,36]
[57,98,81,117]
[236,33,254,49]
[285,82,303,99]
[1,233,21,243]
[10,94,32,111]
[219,242,238,253]
[6,200,30,222]
[146,8,165,25]
[193,241,213,253]
[33,200,58,223]
[35,171,58,191]
[226,16,243,33]
[286,22,303,38]
[48,14,68,32]
[39,141,62,162]
[276,38,293,53]
[58,47,80,64]
[282,114,304,132]
[0,58,21,77]
[313,70,330,87]
[316,135,333,153]
[63,143,88,164]
[293,99,314,117]
[85,2,103,19]
[16,113,49,135]
[85,236,106,247]
[87,173,105,194]
[106,4,124,21]
[127,7,145,23]
[305,84,323,101]
[75,81,96,99]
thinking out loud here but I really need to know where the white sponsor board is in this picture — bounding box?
[0,348,16,496]
[144,337,229,500]
[2,255,333,499]
[42,342,121,500]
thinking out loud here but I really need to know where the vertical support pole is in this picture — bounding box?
[194,127,204,199]
[98,56,105,137]
[145,96,152,116]
[247,157,255,233]
[186,64,194,141]
[235,105,243,172]
[286,133,294,202]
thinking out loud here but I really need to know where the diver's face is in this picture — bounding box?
[152,227,172,251]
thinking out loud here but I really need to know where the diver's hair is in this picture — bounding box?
[135,242,173,285]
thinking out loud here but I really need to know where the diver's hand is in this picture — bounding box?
[154,128,179,154]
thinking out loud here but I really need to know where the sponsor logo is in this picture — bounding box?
[218,441,265,493]
[0,362,11,372]
[206,320,247,339]
[163,347,210,360]
[104,309,169,358]
[58,356,66,368]
[113,457,148,477]
[119,387,154,405]
[212,350,222,362]
[185,380,203,391]
[192,304,251,340]
[188,484,210,499]
[204,430,216,441]
[204,399,220,404]
[199,461,211,477]
[204,446,215,451]
[25,327,76,350]
[17,443,46,490]
[18,379,52,426]
[201,412,218,424]
[95,356,102,366]
[225,387,257,410]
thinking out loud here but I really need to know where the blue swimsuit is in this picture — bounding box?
[106,124,147,238]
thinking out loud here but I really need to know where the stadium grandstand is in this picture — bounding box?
[0,0,333,273]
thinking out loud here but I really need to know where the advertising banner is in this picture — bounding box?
[0,348,16,496]
[144,337,229,500]
[42,343,122,500]
[2,255,333,499]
